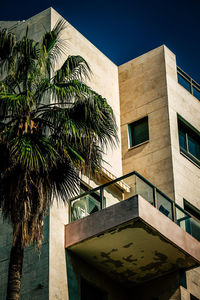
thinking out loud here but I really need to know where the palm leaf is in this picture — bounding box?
[0,21,118,253]
[0,28,16,73]
[9,135,58,171]
[42,18,67,66]
[54,55,91,83]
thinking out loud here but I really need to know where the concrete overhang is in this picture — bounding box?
[65,195,200,285]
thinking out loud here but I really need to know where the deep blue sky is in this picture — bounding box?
[0,0,200,83]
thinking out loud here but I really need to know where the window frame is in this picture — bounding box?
[177,115,200,167]
[184,199,200,223]
[128,116,149,149]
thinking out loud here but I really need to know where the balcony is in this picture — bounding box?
[65,171,200,285]
[177,66,200,101]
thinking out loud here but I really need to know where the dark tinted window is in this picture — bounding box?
[178,118,200,164]
[184,200,200,221]
[188,134,200,160]
[128,116,149,147]
[184,200,200,241]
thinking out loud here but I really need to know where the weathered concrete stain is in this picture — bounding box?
[140,261,163,272]
[123,242,133,248]
[101,251,123,268]
[122,269,137,279]
[140,250,168,272]
[108,228,117,235]
[122,255,137,264]
[154,251,168,262]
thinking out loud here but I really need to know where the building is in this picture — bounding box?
[0,7,200,300]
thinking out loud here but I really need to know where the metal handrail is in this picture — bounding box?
[69,170,200,241]
[69,170,173,203]
[69,170,192,217]
[177,66,200,98]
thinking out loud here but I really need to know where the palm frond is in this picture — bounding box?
[42,18,67,66]
[10,134,58,171]
[0,28,16,73]
[50,80,93,102]
[54,55,91,83]
[0,22,118,252]
[48,158,80,203]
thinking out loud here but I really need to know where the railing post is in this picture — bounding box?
[190,77,193,94]
[172,202,176,222]
[134,174,137,196]
[68,200,72,223]
[153,187,157,208]
[100,187,104,209]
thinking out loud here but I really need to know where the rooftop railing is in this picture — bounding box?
[177,66,200,101]
[69,171,200,242]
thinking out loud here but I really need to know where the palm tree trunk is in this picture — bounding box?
[6,232,24,300]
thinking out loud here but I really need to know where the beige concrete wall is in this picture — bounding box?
[49,202,69,300]
[164,45,200,300]
[2,8,200,300]
[164,46,200,209]
[119,44,200,299]
[51,8,122,178]
[180,286,190,300]
[1,8,51,41]
[1,8,122,178]
[119,45,175,199]
[49,8,122,300]
[0,21,18,28]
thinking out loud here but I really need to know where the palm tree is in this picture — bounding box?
[0,20,118,300]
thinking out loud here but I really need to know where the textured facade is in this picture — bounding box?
[0,7,200,300]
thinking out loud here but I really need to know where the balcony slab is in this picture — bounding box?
[65,195,200,285]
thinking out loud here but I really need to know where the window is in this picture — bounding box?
[178,117,200,165]
[184,200,200,222]
[128,116,149,148]
[184,199,200,241]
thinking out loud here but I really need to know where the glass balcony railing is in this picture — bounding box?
[69,171,200,242]
[177,66,200,101]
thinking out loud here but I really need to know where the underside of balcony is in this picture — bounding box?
[65,195,200,286]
